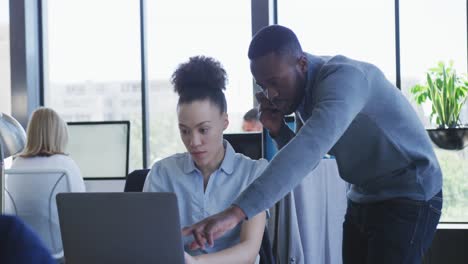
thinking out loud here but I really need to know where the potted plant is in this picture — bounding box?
[410,61,468,150]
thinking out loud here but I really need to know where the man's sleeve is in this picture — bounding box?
[234,65,370,218]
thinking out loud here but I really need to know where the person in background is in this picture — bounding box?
[242,108,263,132]
[183,25,443,264]
[0,215,55,264]
[6,107,85,259]
[143,56,267,264]
[11,107,85,188]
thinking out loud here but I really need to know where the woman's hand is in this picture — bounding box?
[184,252,200,264]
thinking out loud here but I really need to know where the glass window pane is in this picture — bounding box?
[0,0,10,115]
[0,0,11,169]
[147,0,253,162]
[400,0,467,128]
[400,0,468,222]
[278,0,396,82]
[44,0,143,171]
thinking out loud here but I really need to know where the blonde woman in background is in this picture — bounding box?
[11,107,85,189]
[6,107,85,259]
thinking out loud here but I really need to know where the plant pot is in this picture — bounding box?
[426,127,468,150]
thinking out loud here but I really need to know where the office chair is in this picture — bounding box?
[124,169,150,192]
[4,168,73,260]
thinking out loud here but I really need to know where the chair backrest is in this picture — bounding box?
[4,168,72,258]
[124,169,150,192]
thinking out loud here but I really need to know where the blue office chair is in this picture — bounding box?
[124,169,150,192]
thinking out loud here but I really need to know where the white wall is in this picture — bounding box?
[84,179,126,192]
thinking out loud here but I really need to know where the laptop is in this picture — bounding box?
[56,192,185,264]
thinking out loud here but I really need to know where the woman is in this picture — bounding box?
[143,56,267,264]
[7,107,85,257]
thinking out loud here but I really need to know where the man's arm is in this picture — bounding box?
[183,64,371,248]
[256,92,295,149]
[235,65,370,218]
[271,121,296,149]
[271,113,305,149]
[188,212,266,264]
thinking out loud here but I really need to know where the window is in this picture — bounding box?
[146,0,253,162]
[278,0,468,222]
[43,0,143,171]
[0,0,10,115]
[278,0,396,82]
[400,0,468,222]
[0,0,11,169]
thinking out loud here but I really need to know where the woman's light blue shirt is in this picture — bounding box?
[143,140,268,255]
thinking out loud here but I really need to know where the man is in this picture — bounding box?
[183,25,443,263]
[242,108,263,132]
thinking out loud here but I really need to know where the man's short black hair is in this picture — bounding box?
[248,25,303,60]
[243,108,259,122]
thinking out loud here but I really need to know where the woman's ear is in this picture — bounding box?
[222,113,229,131]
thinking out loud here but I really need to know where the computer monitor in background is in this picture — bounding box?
[66,121,130,180]
[223,132,263,160]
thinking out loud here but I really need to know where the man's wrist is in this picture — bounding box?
[269,121,287,138]
[229,205,246,222]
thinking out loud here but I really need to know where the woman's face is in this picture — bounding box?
[177,99,228,169]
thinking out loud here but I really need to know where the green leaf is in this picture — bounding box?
[436,79,444,90]
[415,61,468,127]
[416,94,427,104]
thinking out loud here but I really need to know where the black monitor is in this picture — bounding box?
[66,121,130,180]
[223,132,263,160]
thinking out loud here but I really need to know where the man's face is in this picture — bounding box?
[242,120,263,132]
[250,52,307,115]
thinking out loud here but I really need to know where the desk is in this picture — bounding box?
[275,159,347,264]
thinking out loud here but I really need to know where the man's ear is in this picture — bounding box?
[297,54,308,73]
